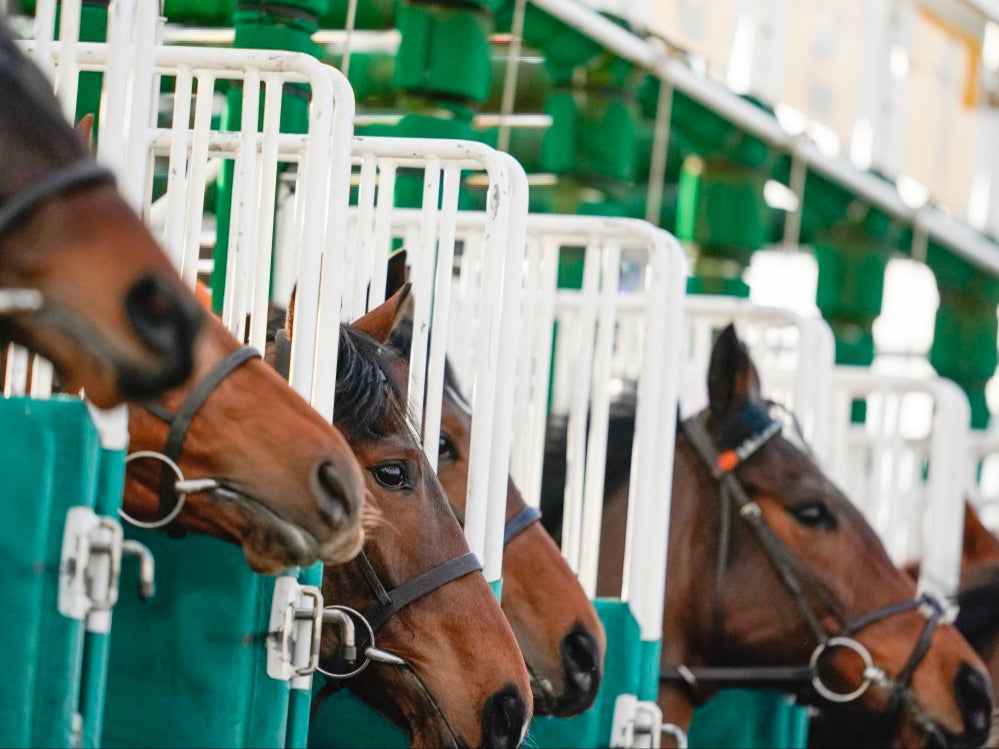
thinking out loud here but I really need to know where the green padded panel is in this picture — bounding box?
[528,598,645,749]
[80,448,127,749]
[103,531,288,748]
[0,397,101,748]
[308,687,408,748]
[689,690,810,749]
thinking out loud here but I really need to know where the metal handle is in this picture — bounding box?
[121,539,155,599]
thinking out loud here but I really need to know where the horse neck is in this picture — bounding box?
[660,435,725,666]
[962,502,999,584]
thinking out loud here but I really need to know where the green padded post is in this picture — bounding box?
[164,0,235,25]
[103,532,288,748]
[0,398,101,748]
[676,154,771,298]
[928,247,999,430]
[80,446,127,749]
[213,0,328,312]
[286,563,323,749]
[812,223,891,368]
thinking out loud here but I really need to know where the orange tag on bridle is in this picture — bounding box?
[717,450,739,473]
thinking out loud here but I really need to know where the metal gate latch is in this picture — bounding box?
[58,507,156,634]
[267,576,323,687]
[610,694,667,749]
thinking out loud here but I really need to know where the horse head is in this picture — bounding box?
[660,324,992,747]
[389,284,607,717]
[317,288,532,748]
[0,24,203,407]
[123,309,367,572]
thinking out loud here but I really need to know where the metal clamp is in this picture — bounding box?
[809,636,883,703]
[58,507,152,633]
[266,577,324,683]
[316,604,405,680]
[119,451,219,529]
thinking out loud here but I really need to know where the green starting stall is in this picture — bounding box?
[94,34,357,749]
[0,395,142,749]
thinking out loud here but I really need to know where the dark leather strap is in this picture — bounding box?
[0,160,114,240]
[503,506,542,546]
[145,347,260,518]
[661,664,813,687]
[362,551,483,632]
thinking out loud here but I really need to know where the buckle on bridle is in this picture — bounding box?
[119,450,219,529]
[809,636,886,703]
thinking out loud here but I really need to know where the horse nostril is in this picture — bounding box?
[954,662,992,745]
[119,275,201,396]
[125,276,198,353]
[481,686,528,749]
[317,461,355,527]
[552,626,602,717]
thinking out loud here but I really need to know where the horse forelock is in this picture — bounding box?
[334,325,412,440]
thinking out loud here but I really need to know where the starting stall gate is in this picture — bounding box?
[511,216,686,749]
[2,1,158,746]
[308,135,530,747]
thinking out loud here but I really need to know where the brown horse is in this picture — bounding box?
[374,287,607,718]
[281,277,607,720]
[122,308,367,572]
[542,325,993,747]
[0,22,203,407]
[293,290,533,747]
[810,503,999,747]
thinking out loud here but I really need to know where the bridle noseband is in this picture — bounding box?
[120,346,260,529]
[661,413,955,720]
[0,158,115,315]
[0,158,115,242]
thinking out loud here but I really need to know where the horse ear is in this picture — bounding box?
[385,250,409,298]
[706,324,761,415]
[351,283,413,346]
[75,114,95,151]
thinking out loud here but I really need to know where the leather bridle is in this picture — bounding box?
[119,347,260,529]
[0,158,115,314]
[316,502,541,682]
[0,159,114,242]
[660,412,954,721]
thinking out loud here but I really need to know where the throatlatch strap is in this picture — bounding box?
[503,506,542,546]
[0,160,114,239]
[150,346,261,516]
[363,551,483,632]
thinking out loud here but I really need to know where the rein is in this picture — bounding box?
[119,346,260,529]
[661,414,954,714]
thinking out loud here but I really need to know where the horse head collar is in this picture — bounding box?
[665,412,955,721]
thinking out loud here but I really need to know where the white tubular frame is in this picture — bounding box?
[681,296,837,464]
[827,367,971,597]
[511,217,686,641]
[331,137,529,585]
[62,44,355,419]
[11,0,159,442]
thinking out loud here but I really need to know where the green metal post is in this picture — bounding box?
[928,248,999,430]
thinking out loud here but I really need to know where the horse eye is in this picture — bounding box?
[439,434,458,461]
[371,463,411,491]
[792,501,835,529]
